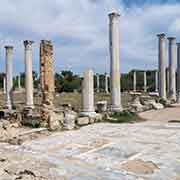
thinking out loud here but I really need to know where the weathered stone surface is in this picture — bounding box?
[95,113,103,122]
[96,101,107,112]
[77,117,89,126]
[40,40,55,103]
[47,112,61,131]
[63,110,77,130]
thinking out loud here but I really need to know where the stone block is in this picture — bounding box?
[77,117,89,126]
[96,101,107,112]
[95,113,103,122]
[63,111,77,130]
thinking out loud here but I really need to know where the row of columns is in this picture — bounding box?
[132,70,158,92]
[95,73,109,93]
[157,34,179,101]
[3,41,34,110]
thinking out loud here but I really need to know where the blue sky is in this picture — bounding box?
[1,0,180,75]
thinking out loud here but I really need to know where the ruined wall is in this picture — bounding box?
[40,40,55,102]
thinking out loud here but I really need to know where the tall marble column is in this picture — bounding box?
[80,69,96,117]
[24,40,34,108]
[3,76,6,94]
[143,71,147,92]
[167,37,176,101]
[5,46,13,109]
[177,43,180,102]
[96,74,100,93]
[133,71,136,92]
[105,73,109,94]
[157,33,166,99]
[155,70,158,92]
[109,12,122,112]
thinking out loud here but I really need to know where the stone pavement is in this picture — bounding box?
[0,108,180,179]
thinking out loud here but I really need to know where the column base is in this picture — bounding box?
[3,104,12,110]
[110,105,123,112]
[24,105,34,110]
[80,111,96,118]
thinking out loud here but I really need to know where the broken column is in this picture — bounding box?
[105,73,109,93]
[133,71,136,92]
[167,37,176,101]
[96,74,100,93]
[5,46,13,109]
[80,69,96,117]
[143,71,147,92]
[157,33,166,100]
[40,40,55,103]
[177,43,180,103]
[109,12,122,112]
[24,40,34,109]
[155,70,158,92]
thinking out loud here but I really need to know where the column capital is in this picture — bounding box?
[167,37,176,43]
[157,33,165,38]
[24,40,34,49]
[109,12,120,21]
[4,46,13,50]
[177,43,180,47]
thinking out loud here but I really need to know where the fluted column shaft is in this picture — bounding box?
[81,69,96,117]
[105,73,109,93]
[5,46,13,109]
[155,70,158,92]
[24,40,34,108]
[177,43,180,102]
[109,12,122,112]
[96,74,100,93]
[157,34,166,99]
[168,37,176,101]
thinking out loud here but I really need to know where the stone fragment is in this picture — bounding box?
[77,117,89,126]
[63,111,77,130]
[96,101,107,112]
[47,112,61,131]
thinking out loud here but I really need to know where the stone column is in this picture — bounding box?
[177,43,180,102]
[18,75,21,89]
[109,12,122,112]
[166,67,169,93]
[80,69,96,117]
[155,70,158,92]
[5,46,13,109]
[24,40,34,108]
[143,71,147,92]
[157,33,166,99]
[96,74,100,93]
[167,37,176,101]
[133,71,136,92]
[3,76,6,94]
[105,73,109,94]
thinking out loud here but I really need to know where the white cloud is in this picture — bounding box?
[0,0,180,74]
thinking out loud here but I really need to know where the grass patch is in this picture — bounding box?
[105,111,144,123]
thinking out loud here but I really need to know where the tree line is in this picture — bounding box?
[0,70,157,92]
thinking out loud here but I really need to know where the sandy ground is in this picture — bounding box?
[0,106,180,179]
